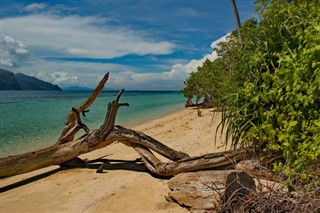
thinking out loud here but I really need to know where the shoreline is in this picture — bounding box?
[1,107,227,213]
[0,105,185,158]
[0,90,185,158]
[125,105,185,129]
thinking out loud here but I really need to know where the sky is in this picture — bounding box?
[1,0,257,90]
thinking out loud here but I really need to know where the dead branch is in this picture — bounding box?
[125,140,253,176]
[57,73,110,144]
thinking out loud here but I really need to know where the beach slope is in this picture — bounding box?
[0,108,227,213]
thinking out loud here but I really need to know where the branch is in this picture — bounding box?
[110,126,189,161]
[96,89,129,139]
[121,139,253,176]
[57,73,109,144]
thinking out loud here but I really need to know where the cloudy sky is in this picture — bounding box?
[1,0,257,90]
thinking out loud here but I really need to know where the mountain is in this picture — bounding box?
[0,69,62,91]
[15,73,61,90]
[0,69,22,90]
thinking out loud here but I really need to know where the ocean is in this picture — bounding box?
[0,90,185,157]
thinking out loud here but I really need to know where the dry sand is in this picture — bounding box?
[0,108,229,213]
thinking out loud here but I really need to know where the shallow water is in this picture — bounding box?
[0,90,185,157]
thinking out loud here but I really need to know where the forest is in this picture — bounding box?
[180,0,320,186]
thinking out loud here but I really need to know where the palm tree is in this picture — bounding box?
[230,0,243,43]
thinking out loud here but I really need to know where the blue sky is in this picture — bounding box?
[1,0,257,90]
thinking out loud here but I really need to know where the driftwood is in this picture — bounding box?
[0,73,254,179]
[167,170,256,212]
[184,94,214,108]
[235,159,284,182]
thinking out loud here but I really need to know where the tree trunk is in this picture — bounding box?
[230,0,244,43]
[185,97,195,107]
[202,94,214,108]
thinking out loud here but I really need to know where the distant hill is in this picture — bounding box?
[0,69,61,91]
[63,86,119,92]
[0,69,21,90]
[62,86,93,91]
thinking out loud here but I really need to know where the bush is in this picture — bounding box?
[182,0,320,184]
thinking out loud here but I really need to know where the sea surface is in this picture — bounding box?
[0,90,185,157]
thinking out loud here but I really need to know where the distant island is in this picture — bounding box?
[62,86,93,91]
[62,86,120,92]
[0,69,61,91]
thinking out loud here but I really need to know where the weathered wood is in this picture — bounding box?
[127,141,253,176]
[112,126,189,161]
[0,125,191,178]
[236,160,284,182]
[160,149,252,176]
[0,73,253,179]
[60,157,86,169]
[167,170,255,212]
[0,127,252,178]
[57,73,110,144]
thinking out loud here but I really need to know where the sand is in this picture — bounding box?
[0,108,228,213]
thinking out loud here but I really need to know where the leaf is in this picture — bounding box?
[313,120,320,128]
[289,120,298,127]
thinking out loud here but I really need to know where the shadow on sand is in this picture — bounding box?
[0,156,170,193]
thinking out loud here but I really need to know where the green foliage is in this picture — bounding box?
[239,0,320,181]
[181,0,320,183]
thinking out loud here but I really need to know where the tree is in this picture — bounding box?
[230,0,243,43]
[180,0,320,185]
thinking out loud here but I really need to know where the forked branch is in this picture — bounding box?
[57,73,110,144]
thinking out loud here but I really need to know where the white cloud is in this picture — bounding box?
[0,34,31,67]
[162,33,230,81]
[10,58,135,87]
[8,57,178,90]
[5,33,230,90]
[50,72,78,84]
[28,70,78,85]
[131,73,161,82]
[109,71,135,87]
[211,33,230,49]
[24,3,47,12]
[2,14,175,59]
[107,32,230,88]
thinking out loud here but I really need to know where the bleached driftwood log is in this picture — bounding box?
[0,73,253,178]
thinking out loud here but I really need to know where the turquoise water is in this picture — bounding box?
[0,90,185,157]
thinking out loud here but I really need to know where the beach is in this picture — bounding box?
[0,107,228,213]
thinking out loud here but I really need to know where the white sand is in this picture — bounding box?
[0,108,229,213]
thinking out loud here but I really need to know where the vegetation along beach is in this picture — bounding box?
[1,0,320,212]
